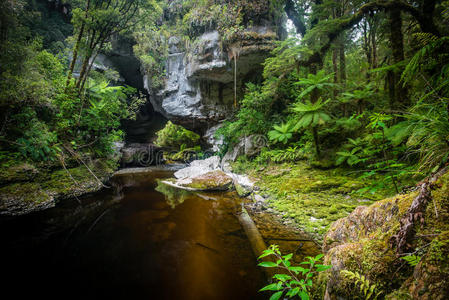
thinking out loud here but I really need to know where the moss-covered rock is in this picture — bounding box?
[0,156,39,185]
[0,182,54,216]
[394,231,449,300]
[321,171,449,300]
[0,158,117,216]
[178,170,233,191]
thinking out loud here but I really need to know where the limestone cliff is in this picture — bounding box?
[144,27,281,135]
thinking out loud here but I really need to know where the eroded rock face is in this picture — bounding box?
[145,28,278,136]
[120,143,165,167]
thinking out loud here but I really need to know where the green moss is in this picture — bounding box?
[0,182,49,204]
[40,159,114,198]
[233,160,393,239]
[427,231,449,267]
[0,153,39,185]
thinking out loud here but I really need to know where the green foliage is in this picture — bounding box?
[217,83,276,145]
[294,70,337,99]
[400,254,421,267]
[291,98,332,130]
[155,121,200,150]
[268,122,295,144]
[255,147,305,164]
[401,36,449,85]
[340,270,382,300]
[388,99,449,173]
[258,245,331,300]
[338,84,375,113]
[0,6,144,162]
[336,138,368,166]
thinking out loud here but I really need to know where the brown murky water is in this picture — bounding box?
[0,168,266,299]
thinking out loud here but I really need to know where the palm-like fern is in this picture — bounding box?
[268,122,295,144]
[336,138,369,166]
[291,98,331,157]
[294,70,337,99]
[291,98,331,130]
[339,85,374,114]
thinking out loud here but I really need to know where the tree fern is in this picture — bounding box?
[294,70,337,99]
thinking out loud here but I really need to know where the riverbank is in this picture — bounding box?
[230,159,393,241]
[228,158,449,298]
[0,154,118,216]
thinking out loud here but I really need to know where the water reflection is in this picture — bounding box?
[155,180,191,208]
[0,168,266,300]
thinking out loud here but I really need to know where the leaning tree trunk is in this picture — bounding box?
[66,23,85,88]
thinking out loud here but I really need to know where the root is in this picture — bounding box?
[390,167,447,254]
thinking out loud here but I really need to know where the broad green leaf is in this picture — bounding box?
[270,291,283,300]
[258,261,278,267]
[259,283,281,291]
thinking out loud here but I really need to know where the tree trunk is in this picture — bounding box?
[66,23,85,88]
[332,47,338,99]
[66,0,90,89]
[388,9,408,109]
[339,36,346,84]
[76,53,91,90]
[312,127,320,158]
[371,19,377,69]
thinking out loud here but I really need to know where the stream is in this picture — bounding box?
[0,167,266,299]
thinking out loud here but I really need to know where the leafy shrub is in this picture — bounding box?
[217,83,276,145]
[258,245,331,300]
[255,147,305,164]
[268,122,295,144]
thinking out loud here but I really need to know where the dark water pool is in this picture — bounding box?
[0,168,266,299]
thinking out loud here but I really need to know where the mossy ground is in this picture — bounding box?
[231,159,394,240]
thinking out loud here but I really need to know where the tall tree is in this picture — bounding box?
[67,0,150,92]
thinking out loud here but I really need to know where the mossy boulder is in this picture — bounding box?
[321,171,449,300]
[394,231,449,300]
[178,170,233,191]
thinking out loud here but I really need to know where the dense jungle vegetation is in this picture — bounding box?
[1,0,449,298]
[214,0,449,196]
[3,0,447,189]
